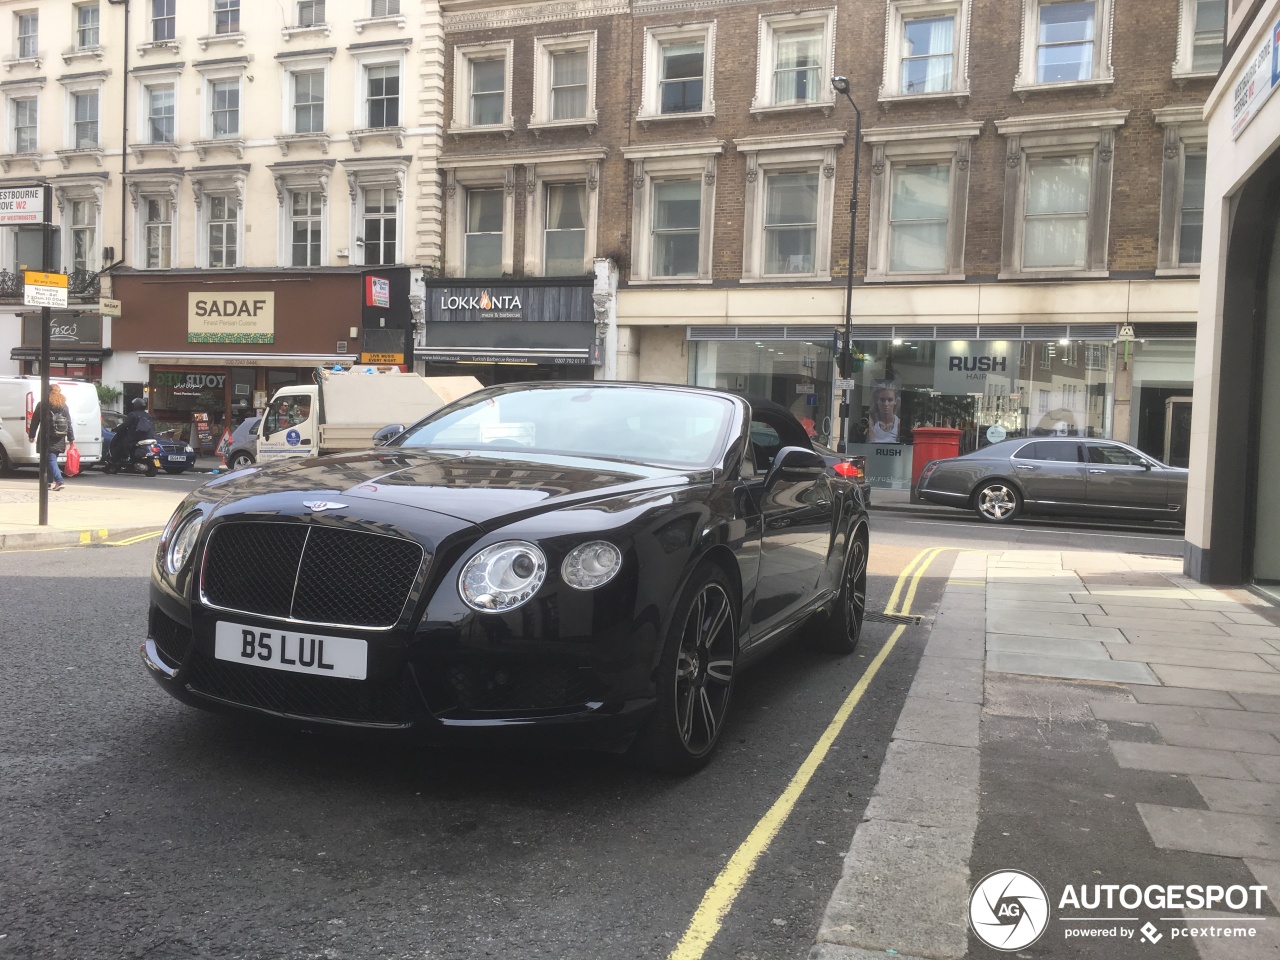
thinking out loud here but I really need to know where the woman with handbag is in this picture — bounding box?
[27,383,75,491]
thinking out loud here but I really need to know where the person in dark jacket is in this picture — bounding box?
[28,383,74,491]
[111,397,154,462]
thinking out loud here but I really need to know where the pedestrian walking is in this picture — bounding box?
[28,384,74,491]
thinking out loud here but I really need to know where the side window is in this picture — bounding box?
[1087,443,1146,466]
[265,395,311,434]
[749,420,782,473]
[1037,440,1080,462]
[1013,441,1039,460]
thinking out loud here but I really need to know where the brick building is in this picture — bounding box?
[430,0,1220,490]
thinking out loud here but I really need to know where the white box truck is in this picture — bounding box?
[0,376,103,473]
[255,368,482,464]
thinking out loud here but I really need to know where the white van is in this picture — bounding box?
[0,376,103,472]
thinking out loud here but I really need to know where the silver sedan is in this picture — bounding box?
[916,437,1188,524]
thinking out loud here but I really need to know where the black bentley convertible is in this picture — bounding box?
[144,382,869,772]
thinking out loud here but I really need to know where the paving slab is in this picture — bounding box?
[1106,643,1273,672]
[889,697,981,749]
[1232,692,1280,714]
[1226,612,1277,626]
[1087,611,1240,629]
[985,618,1127,642]
[1117,630,1272,653]
[1236,753,1280,784]
[1152,664,1280,698]
[862,741,980,830]
[988,650,1158,684]
[1192,777,1280,817]
[907,656,984,704]
[1138,804,1280,861]
[1153,721,1280,756]
[920,634,985,661]
[1243,859,1280,911]
[987,599,1106,616]
[1219,623,1280,639]
[1129,686,1244,709]
[1197,708,1280,736]
[987,634,1112,659]
[1091,701,1207,725]
[1110,741,1255,779]
[1187,598,1269,613]
[1069,591,1193,610]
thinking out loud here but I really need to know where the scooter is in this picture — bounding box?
[102,437,163,477]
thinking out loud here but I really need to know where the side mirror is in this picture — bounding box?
[373,424,405,446]
[766,446,826,484]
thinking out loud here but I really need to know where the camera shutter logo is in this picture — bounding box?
[969,870,1050,951]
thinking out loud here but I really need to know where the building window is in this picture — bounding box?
[881,2,970,101]
[772,28,823,105]
[638,24,715,121]
[366,64,399,128]
[464,188,503,277]
[531,33,597,128]
[70,199,95,271]
[16,12,38,60]
[207,195,237,267]
[753,12,834,112]
[1178,150,1205,266]
[76,4,100,49]
[210,79,239,137]
[152,0,175,42]
[651,180,701,277]
[995,110,1124,277]
[552,51,589,120]
[544,183,586,275]
[1023,156,1090,269]
[297,0,324,27]
[470,58,505,125]
[889,164,950,272]
[145,197,172,269]
[1174,0,1225,77]
[214,0,240,35]
[361,187,397,266]
[293,70,324,133]
[148,85,175,143]
[762,173,818,274]
[290,190,322,266]
[1039,348,1051,371]
[73,91,98,148]
[13,98,36,153]
[371,0,399,16]
[1015,0,1114,91]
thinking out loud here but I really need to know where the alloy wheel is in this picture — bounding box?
[978,483,1018,521]
[672,581,735,754]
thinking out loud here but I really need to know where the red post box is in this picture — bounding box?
[910,427,963,501]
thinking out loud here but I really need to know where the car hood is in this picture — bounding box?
[202,448,698,525]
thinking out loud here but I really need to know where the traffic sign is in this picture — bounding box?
[834,378,857,391]
[0,187,43,224]
[24,270,68,308]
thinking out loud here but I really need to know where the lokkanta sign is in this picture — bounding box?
[188,292,275,343]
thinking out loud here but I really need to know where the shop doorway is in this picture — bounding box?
[1134,386,1191,465]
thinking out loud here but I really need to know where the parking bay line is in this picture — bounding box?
[667,546,948,960]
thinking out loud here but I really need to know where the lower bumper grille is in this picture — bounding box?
[150,607,193,669]
[184,650,416,726]
[425,661,601,714]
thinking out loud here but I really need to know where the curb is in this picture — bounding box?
[0,525,165,551]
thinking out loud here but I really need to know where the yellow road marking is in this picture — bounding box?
[667,546,948,960]
[104,531,162,547]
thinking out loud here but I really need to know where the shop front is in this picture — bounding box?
[688,324,1194,489]
[11,311,111,380]
[419,277,599,385]
[111,270,388,449]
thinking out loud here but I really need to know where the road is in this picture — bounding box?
[0,481,1185,960]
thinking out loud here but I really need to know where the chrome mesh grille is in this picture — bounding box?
[202,522,424,629]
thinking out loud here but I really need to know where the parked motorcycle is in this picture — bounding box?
[102,437,163,477]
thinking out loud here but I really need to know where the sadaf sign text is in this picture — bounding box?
[188,292,275,344]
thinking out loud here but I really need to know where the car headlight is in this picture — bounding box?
[460,540,547,612]
[561,541,622,590]
[185,445,194,453]
[166,511,204,575]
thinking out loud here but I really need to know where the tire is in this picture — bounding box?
[229,451,254,470]
[811,524,869,654]
[631,563,738,774]
[0,444,11,476]
[145,462,159,478]
[974,480,1021,523]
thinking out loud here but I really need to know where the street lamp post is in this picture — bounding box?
[831,75,860,453]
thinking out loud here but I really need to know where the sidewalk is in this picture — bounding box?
[812,549,1280,959]
[0,475,189,549]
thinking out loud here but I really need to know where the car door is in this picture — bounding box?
[258,393,317,461]
[746,413,834,639]
[1009,439,1088,507]
[1083,441,1170,512]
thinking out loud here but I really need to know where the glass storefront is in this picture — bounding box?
[690,333,1194,489]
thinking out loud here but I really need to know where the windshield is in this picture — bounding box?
[397,385,735,467]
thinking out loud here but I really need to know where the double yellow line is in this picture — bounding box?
[668,546,948,960]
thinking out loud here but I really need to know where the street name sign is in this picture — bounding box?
[24,270,68,308]
[0,187,42,224]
